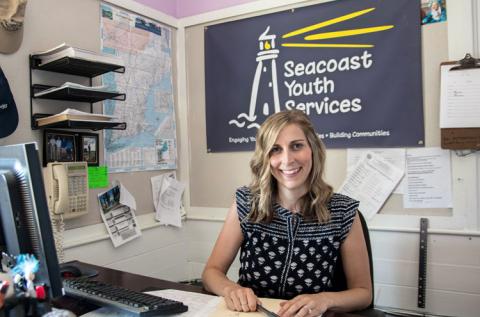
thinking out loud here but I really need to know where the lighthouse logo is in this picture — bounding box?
[228,7,393,131]
[229,26,281,129]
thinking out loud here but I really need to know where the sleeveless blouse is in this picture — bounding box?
[236,186,358,299]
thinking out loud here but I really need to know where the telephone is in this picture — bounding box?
[45,162,89,219]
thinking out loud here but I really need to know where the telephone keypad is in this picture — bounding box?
[66,173,88,214]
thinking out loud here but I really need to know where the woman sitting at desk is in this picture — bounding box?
[202,110,371,317]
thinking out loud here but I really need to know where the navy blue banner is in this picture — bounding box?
[205,0,424,152]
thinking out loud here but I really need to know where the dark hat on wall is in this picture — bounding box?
[0,66,19,138]
[0,0,28,54]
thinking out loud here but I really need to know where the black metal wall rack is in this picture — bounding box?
[29,54,127,130]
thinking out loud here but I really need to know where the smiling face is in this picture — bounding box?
[269,123,313,198]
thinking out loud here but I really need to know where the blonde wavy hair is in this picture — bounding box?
[248,110,333,223]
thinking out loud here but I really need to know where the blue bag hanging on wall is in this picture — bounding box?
[0,66,19,138]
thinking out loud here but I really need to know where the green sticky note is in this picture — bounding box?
[88,166,109,188]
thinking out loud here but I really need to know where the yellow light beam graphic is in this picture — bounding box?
[282,7,375,39]
[305,25,393,41]
[282,43,374,48]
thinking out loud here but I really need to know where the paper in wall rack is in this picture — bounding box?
[30,43,125,77]
[29,44,127,131]
[35,108,125,131]
[32,82,126,103]
[439,54,480,150]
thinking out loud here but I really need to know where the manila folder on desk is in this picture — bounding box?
[211,297,282,316]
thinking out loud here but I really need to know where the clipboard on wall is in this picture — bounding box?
[439,54,480,150]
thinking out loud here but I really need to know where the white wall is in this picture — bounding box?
[65,214,189,282]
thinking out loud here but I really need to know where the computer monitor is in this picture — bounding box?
[0,143,63,309]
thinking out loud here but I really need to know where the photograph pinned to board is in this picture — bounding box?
[98,182,141,247]
[339,151,404,219]
[420,0,447,25]
[150,172,185,227]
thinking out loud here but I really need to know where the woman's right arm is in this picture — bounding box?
[202,201,258,312]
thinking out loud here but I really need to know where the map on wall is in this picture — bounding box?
[100,3,177,173]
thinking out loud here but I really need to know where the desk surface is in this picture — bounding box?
[54,261,385,317]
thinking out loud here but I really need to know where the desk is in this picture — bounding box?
[54,261,385,317]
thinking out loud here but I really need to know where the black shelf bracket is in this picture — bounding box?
[29,54,126,131]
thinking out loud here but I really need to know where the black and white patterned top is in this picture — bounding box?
[236,186,358,299]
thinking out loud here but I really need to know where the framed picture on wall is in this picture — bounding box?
[78,132,99,166]
[420,0,447,25]
[43,130,77,166]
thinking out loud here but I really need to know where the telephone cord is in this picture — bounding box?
[51,213,65,263]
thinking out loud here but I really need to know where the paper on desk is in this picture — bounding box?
[82,289,219,317]
[81,289,282,317]
[147,289,220,316]
[98,183,141,248]
[148,290,282,317]
[440,65,480,128]
[403,147,452,208]
[152,174,185,227]
[81,289,220,317]
[210,297,283,317]
[339,152,404,219]
[347,148,406,194]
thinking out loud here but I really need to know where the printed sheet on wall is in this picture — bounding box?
[101,3,177,172]
[205,0,424,152]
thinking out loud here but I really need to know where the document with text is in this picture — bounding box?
[339,152,404,219]
[404,147,452,208]
[440,65,480,128]
[347,148,406,194]
[151,172,185,227]
[82,289,283,317]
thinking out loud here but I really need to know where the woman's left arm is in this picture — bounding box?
[277,211,372,317]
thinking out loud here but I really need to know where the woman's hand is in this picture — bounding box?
[277,293,331,317]
[223,284,258,312]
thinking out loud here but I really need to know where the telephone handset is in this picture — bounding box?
[45,162,89,219]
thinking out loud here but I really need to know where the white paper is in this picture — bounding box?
[404,148,452,208]
[31,43,70,56]
[34,82,118,98]
[347,148,406,194]
[155,176,185,227]
[81,289,220,317]
[339,152,404,219]
[147,289,221,317]
[98,184,141,248]
[33,43,125,67]
[55,108,116,119]
[440,65,480,128]
[119,183,137,211]
[151,172,175,211]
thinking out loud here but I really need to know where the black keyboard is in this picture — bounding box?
[63,278,188,316]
